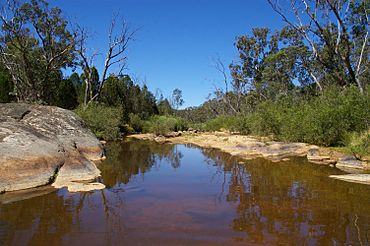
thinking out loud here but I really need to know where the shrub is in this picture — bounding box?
[345,131,370,160]
[143,115,188,135]
[204,115,250,134]
[247,101,283,138]
[128,113,144,133]
[202,86,369,146]
[75,103,122,140]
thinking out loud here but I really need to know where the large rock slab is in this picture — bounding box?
[0,103,104,193]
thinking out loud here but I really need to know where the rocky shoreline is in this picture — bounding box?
[0,103,106,193]
[128,131,370,185]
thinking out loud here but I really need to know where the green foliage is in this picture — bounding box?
[201,86,369,146]
[75,103,122,140]
[100,75,158,120]
[279,86,369,146]
[203,115,250,134]
[1,0,76,103]
[345,131,370,160]
[247,101,283,137]
[55,79,79,110]
[143,115,188,136]
[171,88,184,109]
[0,65,14,103]
[128,113,144,133]
[157,98,173,115]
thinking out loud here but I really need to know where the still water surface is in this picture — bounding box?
[1,139,370,245]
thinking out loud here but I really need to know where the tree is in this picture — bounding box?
[171,88,184,109]
[139,84,158,118]
[0,0,76,102]
[213,57,241,115]
[229,28,306,103]
[0,63,14,102]
[100,74,158,120]
[75,14,135,106]
[157,97,173,116]
[267,0,369,93]
[55,78,78,109]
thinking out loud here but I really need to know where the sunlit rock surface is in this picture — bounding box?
[330,174,370,185]
[0,103,104,193]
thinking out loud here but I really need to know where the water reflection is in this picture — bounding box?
[0,139,369,245]
[99,139,184,187]
[201,148,370,245]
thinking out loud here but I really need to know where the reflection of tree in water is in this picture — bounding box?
[0,188,129,245]
[0,191,74,245]
[201,148,370,245]
[99,139,183,187]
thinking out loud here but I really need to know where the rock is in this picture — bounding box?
[363,161,370,170]
[164,131,182,138]
[329,174,370,185]
[307,146,320,157]
[306,146,337,165]
[0,186,56,204]
[336,156,365,170]
[0,103,104,193]
[307,155,331,161]
[323,159,337,165]
[154,135,167,144]
[54,181,105,193]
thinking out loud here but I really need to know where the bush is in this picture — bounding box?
[345,131,370,160]
[128,113,144,132]
[247,101,283,137]
[202,86,370,146]
[143,115,188,135]
[204,115,250,134]
[75,103,122,140]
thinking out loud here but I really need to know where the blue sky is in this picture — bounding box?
[54,0,284,108]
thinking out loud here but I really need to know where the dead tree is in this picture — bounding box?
[213,57,241,115]
[75,14,135,106]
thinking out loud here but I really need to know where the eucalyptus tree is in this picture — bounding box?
[267,0,369,93]
[171,88,184,110]
[229,28,311,103]
[0,0,76,103]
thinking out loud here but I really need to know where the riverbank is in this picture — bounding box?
[128,131,370,184]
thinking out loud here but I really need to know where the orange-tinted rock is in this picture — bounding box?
[0,103,104,193]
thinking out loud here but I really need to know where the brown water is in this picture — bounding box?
[1,139,370,246]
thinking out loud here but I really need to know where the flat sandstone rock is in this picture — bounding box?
[329,174,370,185]
[0,103,105,193]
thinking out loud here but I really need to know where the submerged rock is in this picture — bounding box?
[0,186,56,204]
[53,181,105,193]
[0,103,104,193]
